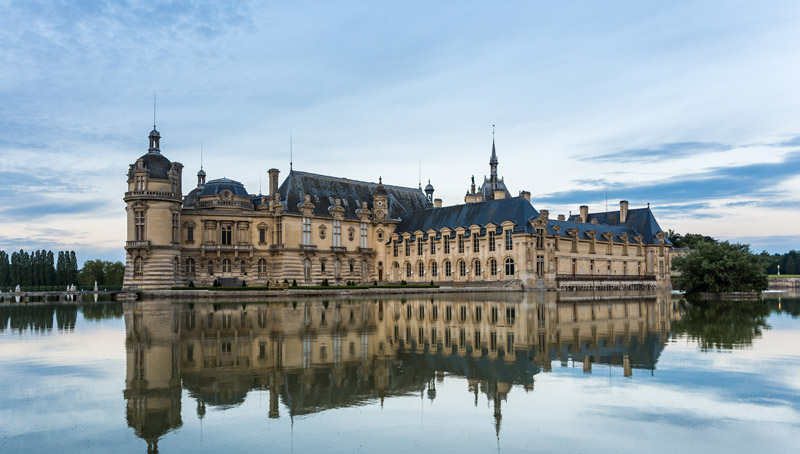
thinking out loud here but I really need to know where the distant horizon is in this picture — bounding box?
[2,1,798,259]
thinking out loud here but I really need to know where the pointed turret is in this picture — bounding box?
[489,137,498,189]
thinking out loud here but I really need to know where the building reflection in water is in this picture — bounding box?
[123,292,678,451]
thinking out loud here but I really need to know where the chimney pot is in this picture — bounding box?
[557,214,566,221]
[619,200,629,223]
[580,205,589,223]
[434,198,443,208]
[268,168,280,199]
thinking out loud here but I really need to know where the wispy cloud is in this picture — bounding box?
[582,141,731,163]
[537,151,800,206]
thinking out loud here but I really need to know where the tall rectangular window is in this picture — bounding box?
[488,231,496,251]
[135,211,146,241]
[360,222,367,248]
[276,217,283,245]
[172,213,179,244]
[536,229,544,249]
[444,235,450,254]
[393,242,398,257]
[417,239,423,255]
[187,226,194,243]
[405,240,410,256]
[333,220,341,247]
[430,237,436,254]
[457,234,464,254]
[222,224,232,245]
[473,235,479,253]
[302,217,311,245]
[505,230,513,251]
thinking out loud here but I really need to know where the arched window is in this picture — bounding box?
[405,262,412,278]
[173,257,180,275]
[474,260,481,277]
[222,258,232,273]
[504,258,515,276]
[444,260,452,277]
[458,260,466,277]
[393,262,400,280]
[418,261,424,278]
[430,261,438,277]
[489,258,498,276]
[361,261,369,279]
[207,261,214,276]
[349,260,354,274]
[304,258,312,282]
[240,260,247,275]
[258,258,267,277]
[186,258,196,276]
[134,256,143,279]
[334,260,342,280]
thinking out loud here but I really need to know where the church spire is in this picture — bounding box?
[489,125,498,188]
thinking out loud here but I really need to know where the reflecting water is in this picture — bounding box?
[1,292,799,453]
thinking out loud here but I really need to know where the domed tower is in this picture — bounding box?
[123,125,184,290]
[424,179,434,208]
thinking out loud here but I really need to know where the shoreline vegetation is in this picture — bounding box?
[668,231,770,295]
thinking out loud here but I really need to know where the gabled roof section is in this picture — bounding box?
[567,206,669,244]
[394,196,539,234]
[545,219,640,243]
[277,170,428,220]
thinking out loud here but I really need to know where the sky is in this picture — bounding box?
[1,0,799,263]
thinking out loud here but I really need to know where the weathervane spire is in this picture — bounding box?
[153,93,157,129]
[290,131,293,172]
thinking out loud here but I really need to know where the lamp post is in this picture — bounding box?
[777,265,781,276]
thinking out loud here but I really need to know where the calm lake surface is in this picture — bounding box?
[1,291,799,453]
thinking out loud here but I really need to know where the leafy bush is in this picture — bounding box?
[400,280,407,286]
[291,279,297,287]
[672,241,768,294]
[321,279,329,287]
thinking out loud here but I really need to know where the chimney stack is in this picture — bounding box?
[580,205,589,223]
[557,214,565,221]
[619,200,629,223]
[434,198,443,208]
[268,168,280,199]
[494,190,506,200]
[539,209,549,220]
[519,190,531,202]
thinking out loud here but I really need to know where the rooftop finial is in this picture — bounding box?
[200,140,203,170]
[290,131,293,172]
[153,92,157,129]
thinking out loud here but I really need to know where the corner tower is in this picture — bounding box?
[123,124,184,290]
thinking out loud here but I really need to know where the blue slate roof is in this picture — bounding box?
[568,207,669,245]
[277,170,429,220]
[393,196,539,236]
[199,178,251,197]
[545,219,641,243]
[130,152,172,180]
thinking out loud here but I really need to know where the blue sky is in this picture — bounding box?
[1,0,799,263]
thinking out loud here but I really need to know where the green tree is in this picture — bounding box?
[672,241,768,294]
[0,251,9,288]
[77,260,125,290]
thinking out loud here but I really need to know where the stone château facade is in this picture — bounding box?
[123,126,672,290]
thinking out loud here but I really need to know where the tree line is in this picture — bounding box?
[0,249,125,291]
[668,231,798,276]
[757,250,799,275]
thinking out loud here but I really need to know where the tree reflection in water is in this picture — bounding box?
[672,298,771,350]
